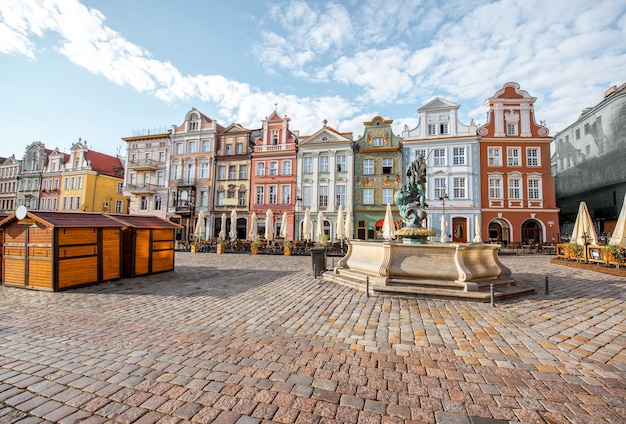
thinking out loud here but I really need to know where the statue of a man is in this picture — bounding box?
[406,155,427,208]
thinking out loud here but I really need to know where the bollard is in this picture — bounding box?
[366,276,370,298]
[313,264,317,279]
[545,275,549,295]
[490,284,495,307]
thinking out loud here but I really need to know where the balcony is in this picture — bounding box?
[171,179,196,187]
[128,159,159,171]
[125,183,162,194]
[254,144,296,153]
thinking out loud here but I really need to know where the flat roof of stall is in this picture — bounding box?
[0,211,125,228]
[106,214,183,229]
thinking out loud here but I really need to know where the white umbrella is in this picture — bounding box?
[571,201,598,245]
[249,212,258,240]
[219,213,227,240]
[382,203,395,240]
[472,215,482,243]
[609,194,626,247]
[280,211,289,239]
[193,210,205,240]
[336,205,344,241]
[302,208,312,241]
[316,211,325,241]
[440,215,448,242]
[229,209,237,240]
[344,209,353,239]
[265,209,274,240]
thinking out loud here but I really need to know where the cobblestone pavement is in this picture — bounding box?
[0,253,624,423]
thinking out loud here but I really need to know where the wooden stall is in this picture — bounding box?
[107,214,182,278]
[1,211,124,291]
[0,213,7,281]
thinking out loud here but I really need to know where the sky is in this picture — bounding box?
[1,0,625,160]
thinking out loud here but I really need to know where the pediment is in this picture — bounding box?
[300,127,352,145]
[418,97,460,112]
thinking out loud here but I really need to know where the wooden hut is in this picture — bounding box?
[107,214,182,278]
[0,211,124,291]
[0,213,8,281]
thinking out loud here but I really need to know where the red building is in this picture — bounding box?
[478,82,560,246]
[249,111,298,240]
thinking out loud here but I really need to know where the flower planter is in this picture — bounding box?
[216,244,225,254]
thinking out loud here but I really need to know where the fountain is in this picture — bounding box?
[325,155,533,301]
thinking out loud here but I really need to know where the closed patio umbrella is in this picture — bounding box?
[316,211,325,241]
[302,208,312,241]
[249,212,258,240]
[609,194,626,247]
[280,211,289,239]
[336,205,344,241]
[344,209,353,239]
[440,215,448,242]
[571,201,598,245]
[472,215,483,243]
[382,203,395,240]
[265,209,274,240]
[219,213,227,240]
[193,210,205,241]
[229,209,237,241]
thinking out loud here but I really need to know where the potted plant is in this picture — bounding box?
[216,237,226,254]
[564,242,582,260]
[251,234,262,255]
[318,234,330,247]
[283,240,293,256]
[190,236,200,253]
[604,244,624,265]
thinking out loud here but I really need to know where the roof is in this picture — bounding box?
[107,214,183,229]
[0,211,125,228]
[85,150,125,178]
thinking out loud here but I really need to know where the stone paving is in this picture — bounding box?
[0,252,624,423]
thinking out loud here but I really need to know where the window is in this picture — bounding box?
[175,143,183,154]
[229,166,237,179]
[227,187,235,199]
[68,197,74,210]
[115,200,123,213]
[439,123,449,134]
[199,190,208,207]
[434,178,447,199]
[226,144,232,155]
[363,159,374,175]
[507,147,521,166]
[281,185,291,204]
[319,156,329,173]
[157,171,165,186]
[427,124,437,136]
[336,185,346,206]
[256,162,265,176]
[282,161,292,175]
[159,151,165,162]
[414,149,426,160]
[382,158,393,174]
[70,176,76,189]
[239,165,247,179]
[336,154,346,172]
[319,186,328,207]
[173,164,182,180]
[154,195,162,210]
[117,182,123,194]
[218,165,226,180]
[238,191,246,207]
[507,123,518,136]
[255,186,264,204]
[363,188,374,205]
[303,186,312,207]
[526,147,540,166]
[143,172,150,185]
[217,191,225,206]
[202,140,210,152]
[489,177,502,198]
[382,188,393,205]
[188,141,196,153]
[452,147,465,165]
[269,161,278,176]
[433,148,446,166]
[303,157,313,173]
[75,196,81,210]
[575,129,580,140]
[488,147,502,166]
[236,143,243,154]
[140,196,148,211]
[528,178,541,199]
[508,177,521,199]
[62,197,67,210]
[188,121,198,131]
[200,163,209,179]
[453,177,466,199]
[268,185,278,204]
[373,137,382,146]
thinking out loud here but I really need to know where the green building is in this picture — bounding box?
[352,116,404,239]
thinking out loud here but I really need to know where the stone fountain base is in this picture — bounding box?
[324,240,534,301]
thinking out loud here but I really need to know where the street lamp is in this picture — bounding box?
[439,188,448,240]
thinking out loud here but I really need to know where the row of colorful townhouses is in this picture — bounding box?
[0,82,560,246]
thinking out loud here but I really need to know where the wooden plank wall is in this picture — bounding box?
[151,229,176,273]
[3,226,27,287]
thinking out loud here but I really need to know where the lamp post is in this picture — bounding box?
[439,189,448,239]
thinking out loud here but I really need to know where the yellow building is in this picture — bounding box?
[59,139,127,213]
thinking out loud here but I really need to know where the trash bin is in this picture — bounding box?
[310,247,327,277]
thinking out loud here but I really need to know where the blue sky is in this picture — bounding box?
[1,0,625,160]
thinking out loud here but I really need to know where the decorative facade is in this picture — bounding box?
[249,111,298,240]
[214,123,257,240]
[16,141,51,210]
[39,148,69,211]
[0,155,20,214]
[60,139,126,214]
[402,97,480,242]
[296,120,354,241]
[168,108,223,242]
[352,116,403,240]
[553,83,626,238]
[477,82,559,245]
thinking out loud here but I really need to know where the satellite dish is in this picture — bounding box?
[16,205,28,220]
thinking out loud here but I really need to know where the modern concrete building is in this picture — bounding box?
[402,97,480,242]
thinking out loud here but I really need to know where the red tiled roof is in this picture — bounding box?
[85,150,124,178]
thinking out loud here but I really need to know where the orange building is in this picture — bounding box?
[478,82,560,246]
[249,111,298,240]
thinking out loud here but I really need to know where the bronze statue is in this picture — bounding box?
[395,155,428,228]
